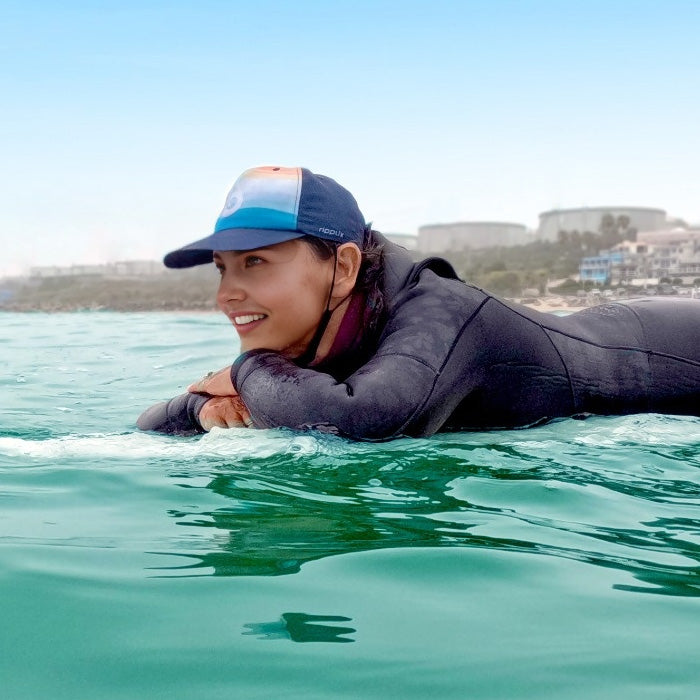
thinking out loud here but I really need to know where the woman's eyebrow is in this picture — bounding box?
[231,246,277,258]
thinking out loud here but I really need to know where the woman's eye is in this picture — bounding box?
[245,255,263,268]
[215,265,225,276]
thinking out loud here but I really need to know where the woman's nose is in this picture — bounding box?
[217,272,246,304]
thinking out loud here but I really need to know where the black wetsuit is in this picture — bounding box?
[137,238,700,439]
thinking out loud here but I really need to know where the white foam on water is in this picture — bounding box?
[572,414,700,447]
[4,415,696,465]
[499,414,700,450]
[0,427,329,462]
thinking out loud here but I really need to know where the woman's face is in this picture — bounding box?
[214,240,333,357]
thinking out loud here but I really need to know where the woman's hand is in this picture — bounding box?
[188,366,236,397]
[189,366,253,430]
[198,395,253,430]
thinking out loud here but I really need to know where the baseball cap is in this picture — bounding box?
[163,166,367,268]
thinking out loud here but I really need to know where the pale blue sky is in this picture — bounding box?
[2,0,699,276]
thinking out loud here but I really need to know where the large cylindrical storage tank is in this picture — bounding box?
[537,207,666,242]
[417,221,528,253]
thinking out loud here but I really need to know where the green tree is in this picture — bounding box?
[482,270,522,296]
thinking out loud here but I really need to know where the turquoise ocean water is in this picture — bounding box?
[2,311,699,699]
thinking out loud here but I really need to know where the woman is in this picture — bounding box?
[137,165,700,439]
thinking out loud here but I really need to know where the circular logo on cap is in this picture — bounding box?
[221,191,241,216]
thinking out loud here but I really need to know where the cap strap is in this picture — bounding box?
[295,247,339,366]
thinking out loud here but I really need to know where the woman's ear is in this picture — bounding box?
[332,243,362,299]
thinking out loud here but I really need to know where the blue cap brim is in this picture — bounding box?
[163,228,306,268]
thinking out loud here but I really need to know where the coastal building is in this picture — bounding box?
[29,266,75,278]
[29,264,113,278]
[637,227,700,246]
[383,233,417,250]
[537,206,666,242]
[580,250,627,285]
[417,221,529,254]
[111,260,164,276]
[643,228,700,280]
[29,260,164,278]
[579,227,700,286]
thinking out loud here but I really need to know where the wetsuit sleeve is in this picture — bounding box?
[231,351,435,440]
[231,273,484,440]
[136,392,209,435]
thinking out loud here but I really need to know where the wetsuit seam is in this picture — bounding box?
[541,328,577,412]
[622,303,653,411]
[394,296,491,436]
[542,336,700,366]
[484,294,577,411]
[489,297,700,366]
[374,351,439,372]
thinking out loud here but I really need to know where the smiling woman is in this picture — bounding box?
[212,241,357,359]
[137,165,700,440]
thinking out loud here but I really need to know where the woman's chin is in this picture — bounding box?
[238,337,311,358]
[239,341,289,355]
[239,341,260,353]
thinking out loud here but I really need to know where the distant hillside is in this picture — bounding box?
[0,267,219,312]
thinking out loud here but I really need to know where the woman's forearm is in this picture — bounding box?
[136,391,210,435]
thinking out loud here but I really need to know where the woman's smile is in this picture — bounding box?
[231,312,267,328]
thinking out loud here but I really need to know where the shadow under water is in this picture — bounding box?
[243,613,356,643]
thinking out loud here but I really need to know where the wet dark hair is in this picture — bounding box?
[304,225,386,336]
